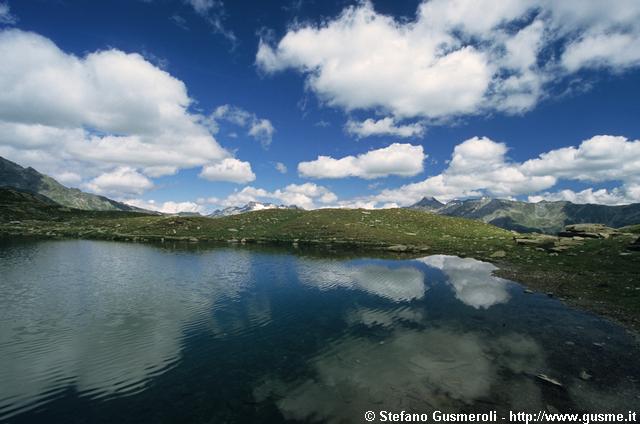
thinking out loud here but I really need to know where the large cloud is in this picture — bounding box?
[520,135,640,205]
[521,135,640,184]
[298,143,425,179]
[372,137,555,204]
[0,29,253,197]
[257,1,491,119]
[257,0,640,120]
[359,135,640,207]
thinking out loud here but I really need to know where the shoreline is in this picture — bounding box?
[3,222,639,336]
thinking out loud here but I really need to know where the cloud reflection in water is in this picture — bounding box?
[297,260,426,302]
[0,242,258,419]
[255,324,545,423]
[419,255,511,309]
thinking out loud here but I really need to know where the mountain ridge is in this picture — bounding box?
[0,156,147,212]
[407,196,640,233]
[2,155,639,232]
[410,196,445,211]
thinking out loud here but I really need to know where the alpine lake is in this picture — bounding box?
[1,239,638,423]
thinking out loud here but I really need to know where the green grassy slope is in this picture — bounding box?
[620,224,640,234]
[2,207,514,254]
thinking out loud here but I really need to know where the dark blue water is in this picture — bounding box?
[0,239,638,423]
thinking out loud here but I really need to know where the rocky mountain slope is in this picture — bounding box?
[0,187,151,221]
[407,197,640,234]
[0,156,144,211]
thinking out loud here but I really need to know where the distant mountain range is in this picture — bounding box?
[407,196,640,234]
[208,201,300,217]
[2,156,639,232]
[0,156,146,212]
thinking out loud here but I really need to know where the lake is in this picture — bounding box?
[0,239,638,423]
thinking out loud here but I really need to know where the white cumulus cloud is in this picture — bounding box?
[0,29,254,197]
[125,198,206,215]
[562,33,640,72]
[365,135,640,206]
[528,187,640,206]
[520,135,640,185]
[218,183,337,210]
[199,158,256,183]
[370,137,556,205]
[257,0,640,120]
[85,167,154,197]
[298,143,425,179]
[345,117,425,139]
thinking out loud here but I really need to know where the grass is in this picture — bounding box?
[620,224,640,234]
[1,208,516,253]
[2,203,640,332]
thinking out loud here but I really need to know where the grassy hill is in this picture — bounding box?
[0,199,513,254]
[620,224,640,234]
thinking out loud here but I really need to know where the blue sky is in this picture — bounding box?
[0,0,639,213]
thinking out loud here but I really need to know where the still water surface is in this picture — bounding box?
[0,239,638,423]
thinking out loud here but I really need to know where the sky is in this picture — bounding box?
[0,0,639,214]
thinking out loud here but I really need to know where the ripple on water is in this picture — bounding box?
[0,240,639,423]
